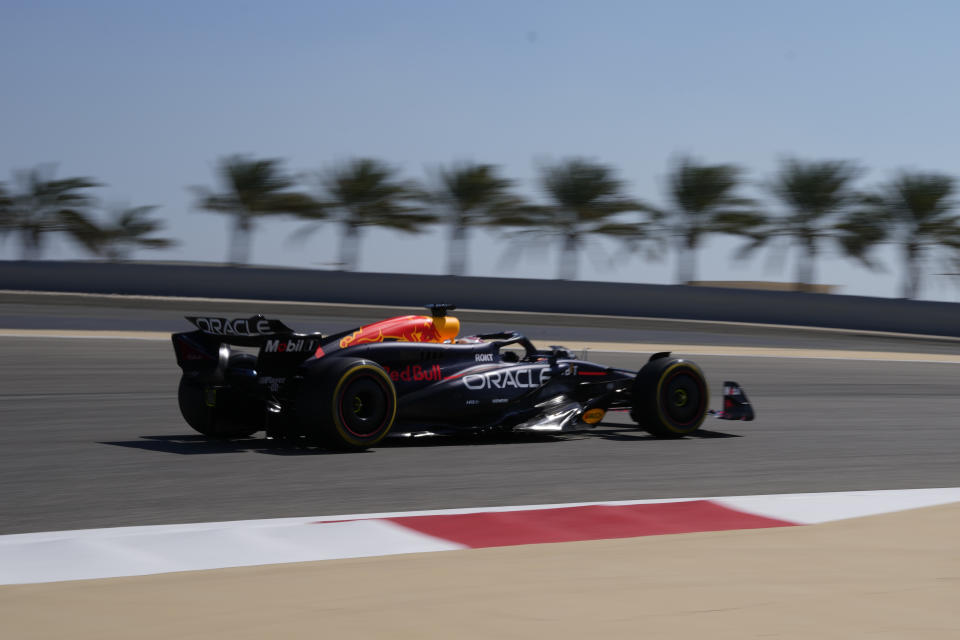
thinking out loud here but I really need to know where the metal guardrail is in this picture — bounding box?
[1,260,958,337]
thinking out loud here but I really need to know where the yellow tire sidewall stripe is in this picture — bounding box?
[654,360,708,434]
[330,364,398,446]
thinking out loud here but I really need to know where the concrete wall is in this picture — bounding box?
[1,260,957,336]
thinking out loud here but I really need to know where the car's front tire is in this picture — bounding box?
[631,357,708,438]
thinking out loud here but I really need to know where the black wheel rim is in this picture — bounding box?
[660,368,705,426]
[337,374,391,438]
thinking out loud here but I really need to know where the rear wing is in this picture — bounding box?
[173,314,328,377]
[184,315,296,346]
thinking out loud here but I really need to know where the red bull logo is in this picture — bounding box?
[339,315,460,349]
[384,364,443,383]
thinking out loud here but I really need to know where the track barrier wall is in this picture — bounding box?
[1,260,958,337]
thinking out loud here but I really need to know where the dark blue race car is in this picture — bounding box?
[172,305,754,450]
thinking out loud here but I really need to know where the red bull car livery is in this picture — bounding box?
[172,305,754,450]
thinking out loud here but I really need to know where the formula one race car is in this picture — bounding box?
[171,305,753,450]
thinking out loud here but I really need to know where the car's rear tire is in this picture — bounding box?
[178,354,263,438]
[631,357,708,438]
[295,358,397,451]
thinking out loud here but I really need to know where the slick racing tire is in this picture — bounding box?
[631,357,708,438]
[178,354,263,439]
[296,358,397,451]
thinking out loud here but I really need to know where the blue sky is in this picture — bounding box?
[3,1,960,299]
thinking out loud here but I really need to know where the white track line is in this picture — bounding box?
[0,330,168,340]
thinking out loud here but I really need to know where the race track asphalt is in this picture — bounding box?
[2,304,959,534]
[5,293,960,352]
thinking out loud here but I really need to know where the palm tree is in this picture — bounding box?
[433,162,524,276]
[6,165,102,260]
[303,158,435,271]
[743,158,877,291]
[192,155,318,265]
[96,205,176,261]
[869,172,960,299]
[660,156,763,284]
[537,158,644,280]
